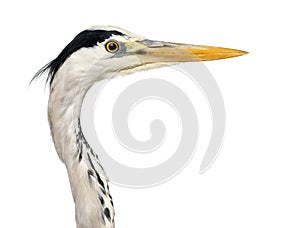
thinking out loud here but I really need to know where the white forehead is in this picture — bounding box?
[88,25,145,41]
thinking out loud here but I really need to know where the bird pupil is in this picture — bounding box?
[109,43,117,50]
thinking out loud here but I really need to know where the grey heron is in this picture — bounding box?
[32,25,247,228]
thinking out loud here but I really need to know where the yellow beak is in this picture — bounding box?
[128,40,248,63]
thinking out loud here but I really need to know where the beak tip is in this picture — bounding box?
[223,49,249,59]
[240,50,249,55]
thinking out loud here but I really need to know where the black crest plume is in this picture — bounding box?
[31,29,124,86]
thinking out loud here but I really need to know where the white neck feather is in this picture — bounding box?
[48,60,115,228]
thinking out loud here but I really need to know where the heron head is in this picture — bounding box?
[33,25,247,87]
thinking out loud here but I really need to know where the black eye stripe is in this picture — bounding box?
[33,29,124,86]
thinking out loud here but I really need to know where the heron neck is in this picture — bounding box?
[48,80,115,228]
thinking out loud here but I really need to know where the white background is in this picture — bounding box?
[1,0,299,227]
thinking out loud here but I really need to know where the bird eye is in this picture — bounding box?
[105,41,119,53]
